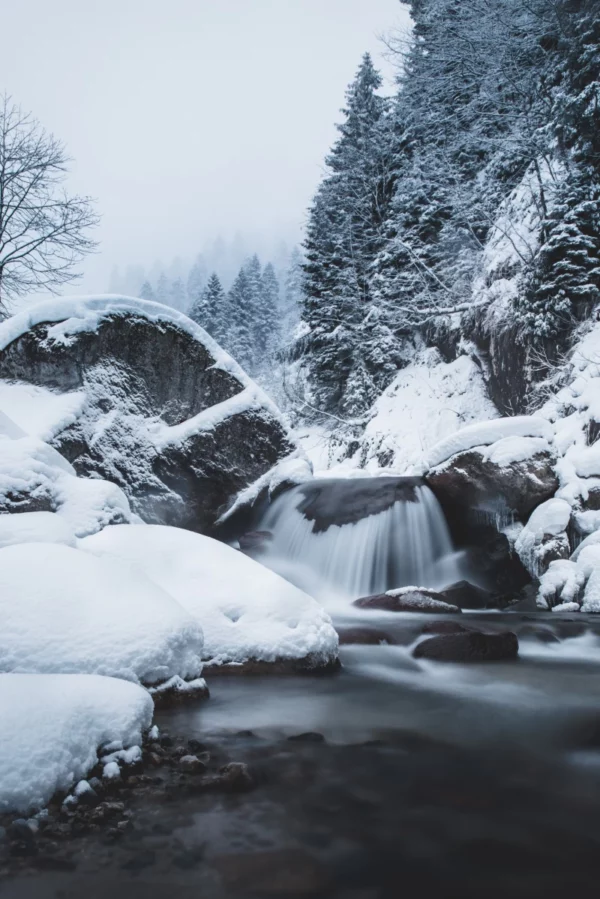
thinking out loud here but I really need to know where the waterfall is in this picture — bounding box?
[257,477,465,601]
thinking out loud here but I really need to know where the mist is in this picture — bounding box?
[1,0,408,294]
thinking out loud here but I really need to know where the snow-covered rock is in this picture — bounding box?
[0,542,203,684]
[514,498,571,577]
[81,524,339,671]
[537,560,586,610]
[426,416,553,469]
[0,295,296,533]
[0,673,152,813]
[0,416,132,537]
[426,417,558,521]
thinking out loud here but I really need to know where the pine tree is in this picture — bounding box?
[139,281,155,301]
[169,277,186,312]
[226,268,254,370]
[187,254,207,312]
[301,53,396,413]
[189,272,227,342]
[259,263,280,357]
[155,273,170,307]
[518,174,600,337]
[243,254,264,352]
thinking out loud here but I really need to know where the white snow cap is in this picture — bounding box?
[81,524,339,668]
[0,542,203,684]
[0,294,249,384]
[427,416,554,469]
[0,511,76,549]
[0,673,153,813]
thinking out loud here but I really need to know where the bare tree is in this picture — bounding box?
[0,95,99,315]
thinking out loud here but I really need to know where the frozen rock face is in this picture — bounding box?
[0,297,296,533]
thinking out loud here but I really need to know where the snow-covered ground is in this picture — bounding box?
[81,524,338,668]
[0,674,152,813]
[0,542,204,684]
[296,349,500,477]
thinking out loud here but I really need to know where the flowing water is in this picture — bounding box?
[259,478,466,600]
[7,478,600,898]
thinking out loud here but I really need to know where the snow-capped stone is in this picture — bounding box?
[0,295,296,532]
[426,425,558,521]
[426,416,553,469]
[80,524,339,671]
[0,420,131,537]
[514,498,572,576]
[537,560,586,610]
[0,542,203,685]
[354,587,462,614]
[0,673,152,813]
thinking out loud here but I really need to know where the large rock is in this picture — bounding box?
[413,630,519,663]
[0,297,296,533]
[427,445,558,522]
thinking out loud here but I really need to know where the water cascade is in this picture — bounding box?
[257,477,465,600]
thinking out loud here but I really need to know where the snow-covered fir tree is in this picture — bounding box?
[139,281,155,302]
[189,272,228,343]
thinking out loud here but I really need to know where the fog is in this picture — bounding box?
[1,0,409,293]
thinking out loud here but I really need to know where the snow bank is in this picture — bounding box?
[0,511,76,549]
[0,673,152,813]
[0,542,203,684]
[0,421,132,537]
[81,524,338,668]
[514,498,571,576]
[356,349,499,476]
[427,416,553,469]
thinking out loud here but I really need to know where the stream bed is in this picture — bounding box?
[4,611,600,899]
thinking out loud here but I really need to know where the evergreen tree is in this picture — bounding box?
[259,263,281,357]
[169,277,186,312]
[189,272,227,342]
[187,254,207,312]
[155,273,170,307]
[301,53,396,413]
[139,280,155,301]
[226,268,254,370]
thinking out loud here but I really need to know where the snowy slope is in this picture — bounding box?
[0,673,152,813]
[0,542,204,684]
[353,349,499,475]
[81,524,338,669]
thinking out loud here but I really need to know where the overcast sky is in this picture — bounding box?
[2,0,410,292]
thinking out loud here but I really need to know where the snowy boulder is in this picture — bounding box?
[354,587,462,614]
[0,542,203,684]
[0,296,296,533]
[537,560,586,610]
[426,417,558,520]
[0,673,152,813]
[0,511,76,549]
[0,423,131,538]
[514,498,572,577]
[80,524,339,672]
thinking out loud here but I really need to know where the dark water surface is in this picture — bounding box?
[4,611,600,899]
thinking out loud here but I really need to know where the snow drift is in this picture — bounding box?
[0,673,152,813]
[81,524,339,670]
[0,542,204,684]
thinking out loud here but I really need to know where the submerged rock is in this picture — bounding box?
[438,580,492,609]
[413,630,519,662]
[337,626,396,646]
[354,588,462,614]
